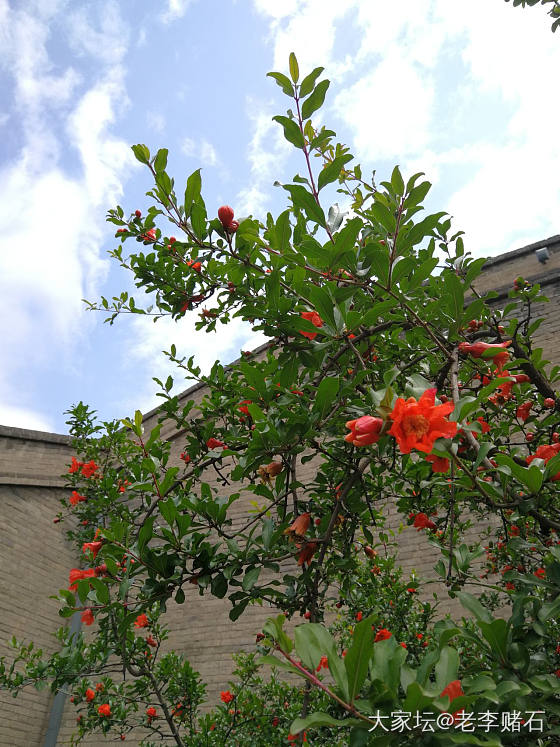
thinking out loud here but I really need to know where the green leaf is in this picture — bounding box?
[478,619,509,663]
[266,71,294,96]
[138,517,155,553]
[272,115,305,149]
[441,272,464,334]
[390,165,405,196]
[211,574,228,599]
[455,591,492,624]
[362,245,390,285]
[191,202,207,239]
[257,654,300,674]
[275,210,292,252]
[434,646,459,693]
[345,615,375,701]
[301,79,330,120]
[175,588,185,604]
[289,52,299,83]
[184,169,202,218]
[159,466,180,497]
[131,144,150,164]
[154,148,168,174]
[318,154,353,192]
[299,66,324,98]
[229,600,249,621]
[284,185,325,226]
[291,713,363,734]
[493,454,544,493]
[242,566,261,591]
[294,623,349,700]
[313,376,339,419]
[306,284,335,327]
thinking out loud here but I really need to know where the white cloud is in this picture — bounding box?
[181,136,220,167]
[0,404,55,433]
[236,98,292,216]
[0,0,135,429]
[65,2,129,66]
[123,311,267,416]
[333,53,435,162]
[161,0,196,23]
[147,110,166,134]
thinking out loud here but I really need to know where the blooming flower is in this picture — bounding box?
[70,491,87,506]
[146,707,157,719]
[440,679,465,723]
[374,628,392,642]
[299,311,323,340]
[81,460,99,478]
[316,655,329,672]
[97,704,111,717]
[516,401,532,422]
[69,568,96,590]
[82,541,103,560]
[206,437,226,449]
[69,456,83,474]
[220,691,234,704]
[425,453,450,473]
[388,388,457,454]
[81,608,95,626]
[85,688,95,702]
[458,341,511,371]
[238,399,252,416]
[412,513,437,531]
[345,415,384,447]
[527,443,560,480]
[284,513,311,538]
[534,567,546,579]
[356,611,363,622]
[264,461,283,477]
[96,683,104,692]
[134,613,149,628]
[180,452,190,463]
[297,541,318,567]
[146,636,157,648]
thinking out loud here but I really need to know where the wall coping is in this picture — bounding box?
[482,234,560,268]
[0,425,72,445]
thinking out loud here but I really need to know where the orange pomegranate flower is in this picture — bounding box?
[299,311,323,340]
[388,388,457,454]
[297,541,318,567]
[425,454,450,473]
[374,628,392,642]
[82,541,103,559]
[412,513,437,531]
[440,679,465,723]
[69,568,96,590]
[458,341,511,371]
[81,608,95,626]
[284,512,311,538]
[345,416,383,447]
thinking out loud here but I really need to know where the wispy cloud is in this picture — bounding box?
[160,0,196,24]
[181,137,219,167]
[122,311,267,417]
[0,0,135,430]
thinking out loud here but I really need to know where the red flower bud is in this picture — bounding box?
[218,205,235,228]
[544,398,555,408]
[135,209,141,218]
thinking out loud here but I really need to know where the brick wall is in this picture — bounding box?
[2,235,560,744]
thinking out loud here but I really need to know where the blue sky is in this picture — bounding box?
[0,0,558,434]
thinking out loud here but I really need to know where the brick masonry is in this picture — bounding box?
[1,235,559,745]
